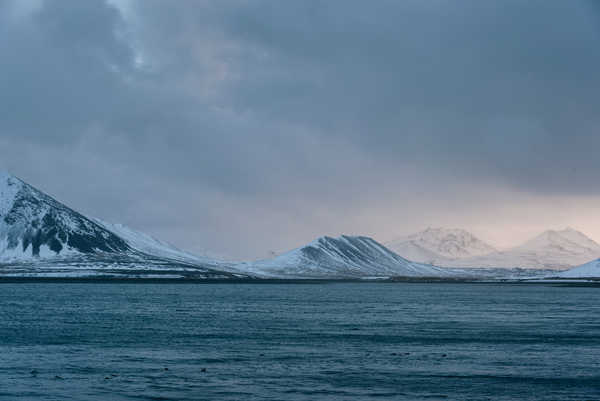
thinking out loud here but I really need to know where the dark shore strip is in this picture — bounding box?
[0,276,598,286]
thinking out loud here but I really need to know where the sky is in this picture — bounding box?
[1,0,600,260]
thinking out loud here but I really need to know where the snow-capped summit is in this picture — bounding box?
[0,172,131,261]
[520,228,600,255]
[446,228,600,270]
[385,228,496,265]
[237,235,455,278]
[0,172,20,216]
[385,227,600,270]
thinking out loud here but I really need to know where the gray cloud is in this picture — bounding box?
[1,0,600,258]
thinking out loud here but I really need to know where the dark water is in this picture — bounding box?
[0,282,599,400]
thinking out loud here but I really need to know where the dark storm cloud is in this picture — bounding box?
[0,0,134,142]
[1,0,600,258]
[116,0,600,194]
[197,0,600,194]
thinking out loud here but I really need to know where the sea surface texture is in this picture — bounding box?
[0,282,599,400]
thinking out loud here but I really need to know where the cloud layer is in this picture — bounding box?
[2,0,600,258]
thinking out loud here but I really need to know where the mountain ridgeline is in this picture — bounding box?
[386,227,600,270]
[237,235,455,278]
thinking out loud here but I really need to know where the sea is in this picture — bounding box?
[0,282,599,400]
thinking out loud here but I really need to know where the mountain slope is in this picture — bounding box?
[555,258,600,278]
[0,172,244,278]
[93,219,215,265]
[237,235,457,278]
[445,228,600,270]
[386,228,496,265]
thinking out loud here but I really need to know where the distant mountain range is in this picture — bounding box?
[386,227,600,270]
[1,172,598,278]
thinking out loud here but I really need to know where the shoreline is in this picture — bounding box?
[0,276,598,286]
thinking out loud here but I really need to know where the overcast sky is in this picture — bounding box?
[1,0,600,259]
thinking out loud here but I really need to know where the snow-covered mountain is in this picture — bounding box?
[385,227,600,270]
[555,258,600,278]
[445,228,600,270]
[385,228,497,265]
[237,235,458,278]
[0,172,132,261]
[0,172,242,278]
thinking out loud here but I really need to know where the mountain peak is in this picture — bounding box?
[242,234,451,278]
[538,227,577,236]
[0,174,131,260]
[0,172,25,216]
[386,227,496,263]
[0,171,16,180]
[0,171,23,187]
[524,228,599,247]
[310,234,370,246]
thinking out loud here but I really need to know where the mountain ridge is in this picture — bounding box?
[386,228,497,265]
[386,227,600,270]
[237,235,458,278]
